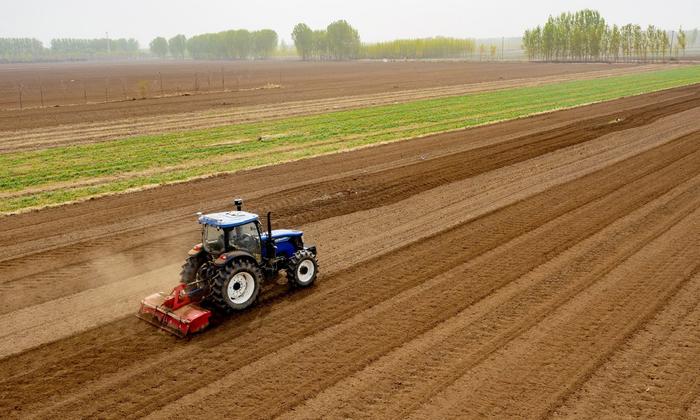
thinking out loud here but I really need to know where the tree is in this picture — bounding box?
[150,37,168,58]
[359,37,475,59]
[292,23,313,60]
[659,30,669,61]
[490,45,497,60]
[312,30,328,59]
[252,29,278,58]
[168,34,187,59]
[183,28,277,60]
[227,29,252,59]
[609,25,621,61]
[523,26,542,60]
[646,26,657,61]
[326,20,360,60]
[0,38,45,61]
[677,27,687,56]
[49,37,138,58]
[520,9,685,63]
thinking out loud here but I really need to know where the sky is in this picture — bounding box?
[2,0,698,46]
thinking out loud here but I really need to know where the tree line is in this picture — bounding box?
[0,38,44,61]
[149,30,278,59]
[360,37,476,59]
[0,37,140,62]
[51,38,139,55]
[523,9,688,62]
[292,20,361,60]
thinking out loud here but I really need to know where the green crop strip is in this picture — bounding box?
[1,66,698,213]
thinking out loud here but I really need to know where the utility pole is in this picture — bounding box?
[501,37,505,60]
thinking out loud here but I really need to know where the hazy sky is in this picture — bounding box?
[3,0,698,46]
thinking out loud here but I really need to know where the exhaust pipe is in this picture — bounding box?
[234,198,243,211]
[266,211,275,257]
[267,211,273,239]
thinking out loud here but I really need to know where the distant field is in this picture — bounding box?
[1,65,699,213]
[0,60,634,131]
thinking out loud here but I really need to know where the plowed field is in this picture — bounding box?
[0,60,646,133]
[0,84,699,418]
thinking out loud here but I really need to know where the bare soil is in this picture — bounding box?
[0,84,698,418]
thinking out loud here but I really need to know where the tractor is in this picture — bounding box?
[137,198,318,336]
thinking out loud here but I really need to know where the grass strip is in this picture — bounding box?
[1,66,698,213]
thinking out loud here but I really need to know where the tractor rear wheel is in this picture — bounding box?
[211,259,262,312]
[180,255,206,286]
[180,255,212,295]
[287,249,318,288]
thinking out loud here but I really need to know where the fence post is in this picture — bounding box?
[39,81,45,108]
[159,72,163,96]
[105,77,109,103]
[221,67,225,90]
[18,84,22,110]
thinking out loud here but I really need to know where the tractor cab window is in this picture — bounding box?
[228,222,261,257]
[202,225,225,254]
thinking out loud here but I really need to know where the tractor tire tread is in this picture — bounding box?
[287,249,319,288]
[209,259,263,313]
[179,256,202,285]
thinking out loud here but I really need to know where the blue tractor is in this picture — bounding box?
[138,199,318,336]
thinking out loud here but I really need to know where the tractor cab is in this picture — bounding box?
[198,210,263,261]
[197,205,310,263]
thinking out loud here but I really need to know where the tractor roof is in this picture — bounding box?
[198,211,259,228]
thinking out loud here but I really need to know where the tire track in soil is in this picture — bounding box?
[1,87,699,315]
[0,132,696,419]
[551,272,700,419]
[405,214,699,419]
[277,174,700,420]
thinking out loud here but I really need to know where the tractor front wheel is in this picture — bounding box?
[211,259,262,312]
[287,249,318,288]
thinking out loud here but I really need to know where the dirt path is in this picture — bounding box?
[0,64,667,152]
[0,85,698,418]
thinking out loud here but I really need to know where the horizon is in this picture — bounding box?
[2,0,698,47]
